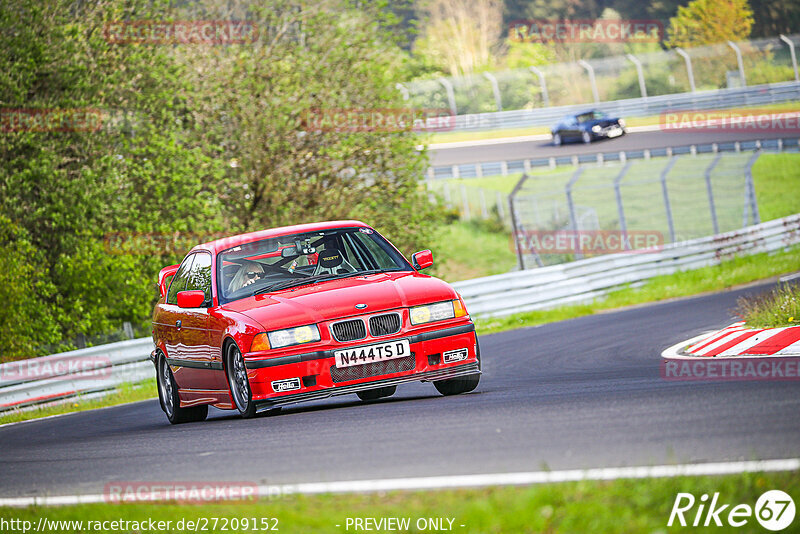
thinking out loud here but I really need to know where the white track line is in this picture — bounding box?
[662,333,718,359]
[1,459,797,507]
[779,272,800,282]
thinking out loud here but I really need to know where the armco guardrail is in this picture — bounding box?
[443,81,800,132]
[0,338,154,413]
[452,214,800,317]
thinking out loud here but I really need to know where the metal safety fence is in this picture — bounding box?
[426,138,798,237]
[402,34,800,122]
[0,338,153,413]
[507,150,762,268]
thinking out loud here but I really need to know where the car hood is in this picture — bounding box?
[220,271,459,330]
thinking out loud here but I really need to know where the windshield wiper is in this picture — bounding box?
[253,269,400,296]
[254,278,318,295]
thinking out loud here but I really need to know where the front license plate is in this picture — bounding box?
[607,127,623,138]
[334,339,411,368]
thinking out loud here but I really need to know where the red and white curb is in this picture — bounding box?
[662,322,800,360]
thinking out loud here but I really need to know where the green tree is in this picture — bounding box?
[0,0,442,357]
[0,216,61,359]
[181,0,442,256]
[667,0,754,48]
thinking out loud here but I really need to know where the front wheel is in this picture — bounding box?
[581,131,592,144]
[356,385,396,401]
[157,356,208,424]
[434,373,480,396]
[225,342,257,419]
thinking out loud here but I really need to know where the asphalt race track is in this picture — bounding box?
[429,129,794,166]
[1,280,799,499]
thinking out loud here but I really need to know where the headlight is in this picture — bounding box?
[591,125,601,132]
[618,118,625,127]
[410,300,467,325]
[263,324,321,349]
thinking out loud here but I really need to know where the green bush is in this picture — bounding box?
[0,0,443,359]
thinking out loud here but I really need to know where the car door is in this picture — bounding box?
[155,253,196,372]
[176,251,220,390]
[565,116,580,139]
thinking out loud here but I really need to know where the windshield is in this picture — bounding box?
[576,111,607,123]
[216,227,412,303]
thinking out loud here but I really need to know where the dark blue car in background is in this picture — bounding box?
[551,110,626,146]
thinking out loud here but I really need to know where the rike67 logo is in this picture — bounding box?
[668,490,795,530]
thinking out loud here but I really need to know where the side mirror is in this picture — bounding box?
[411,249,433,270]
[177,290,206,308]
[158,264,180,298]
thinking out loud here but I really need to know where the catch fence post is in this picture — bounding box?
[614,161,632,249]
[566,168,585,259]
[529,66,550,107]
[660,157,678,243]
[704,153,722,234]
[509,173,531,269]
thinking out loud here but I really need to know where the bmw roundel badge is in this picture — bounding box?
[355,303,368,310]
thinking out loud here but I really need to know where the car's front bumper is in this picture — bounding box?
[243,322,480,413]
[594,125,625,138]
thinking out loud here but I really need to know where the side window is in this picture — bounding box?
[185,252,212,305]
[166,254,195,305]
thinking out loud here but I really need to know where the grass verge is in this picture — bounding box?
[0,378,157,426]
[425,101,800,145]
[1,471,796,533]
[475,245,800,336]
[735,282,800,328]
[752,153,800,221]
[430,220,517,282]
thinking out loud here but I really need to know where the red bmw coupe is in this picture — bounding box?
[150,220,481,423]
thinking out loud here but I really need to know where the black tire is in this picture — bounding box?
[157,356,208,424]
[225,341,257,419]
[581,131,592,144]
[434,373,480,396]
[356,385,397,401]
[552,133,561,146]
